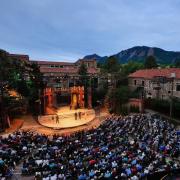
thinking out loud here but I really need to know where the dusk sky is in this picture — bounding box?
[0,0,180,61]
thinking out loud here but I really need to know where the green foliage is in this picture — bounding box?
[0,50,44,116]
[145,98,180,119]
[146,99,169,113]
[130,87,144,99]
[0,50,14,83]
[100,60,143,89]
[159,64,170,68]
[78,63,89,107]
[120,105,128,115]
[114,86,130,104]
[78,63,88,76]
[173,99,180,118]
[130,105,139,113]
[4,96,27,118]
[108,86,130,114]
[92,82,108,106]
[103,56,120,73]
[78,63,89,86]
[174,59,180,68]
[28,63,44,100]
[144,56,158,69]
[121,61,144,75]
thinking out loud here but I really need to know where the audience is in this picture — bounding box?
[0,113,179,179]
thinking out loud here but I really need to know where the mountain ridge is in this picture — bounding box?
[83,46,180,64]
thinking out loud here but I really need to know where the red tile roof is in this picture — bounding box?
[40,67,99,74]
[40,67,77,74]
[128,68,180,79]
[31,60,74,66]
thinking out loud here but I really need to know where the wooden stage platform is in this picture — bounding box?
[38,106,96,129]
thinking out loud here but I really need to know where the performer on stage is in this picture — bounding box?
[75,112,77,120]
[78,112,81,120]
[56,115,59,124]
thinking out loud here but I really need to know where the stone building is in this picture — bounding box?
[128,68,180,100]
[30,58,99,88]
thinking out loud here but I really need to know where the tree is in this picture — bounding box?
[174,58,180,68]
[104,56,120,73]
[0,50,11,130]
[78,63,88,76]
[0,50,45,117]
[92,80,108,106]
[0,50,14,85]
[121,61,144,75]
[144,56,158,69]
[108,86,130,114]
[0,50,28,129]
[78,63,89,107]
[28,63,45,114]
[78,63,89,87]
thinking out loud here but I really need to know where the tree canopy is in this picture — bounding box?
[103,56,120,73]
[0,50,44,117]
[174,58,180,68]
[78,63,88,76]
[121,61,144,75]
[108,86,130,114]
[144,56,158,69]
[78,63,89,107]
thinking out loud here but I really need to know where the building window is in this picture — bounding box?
[142,81,144,86]
[134,80,137,85]
[176,84,180,91]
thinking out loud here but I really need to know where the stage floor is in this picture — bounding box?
[38,106,95,129]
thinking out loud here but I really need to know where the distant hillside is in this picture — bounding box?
[84,54,108,63]
[84,46,180,64]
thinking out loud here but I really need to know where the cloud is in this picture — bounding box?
[0,0,180,61]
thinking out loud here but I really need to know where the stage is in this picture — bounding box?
[38,106,96,129]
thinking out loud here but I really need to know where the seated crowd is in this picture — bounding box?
[0,114,179,179]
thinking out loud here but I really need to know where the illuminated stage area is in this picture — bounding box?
[38,106,95,129]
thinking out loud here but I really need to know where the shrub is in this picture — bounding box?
[130,105,139,113]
